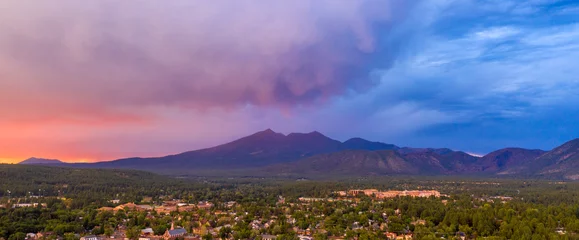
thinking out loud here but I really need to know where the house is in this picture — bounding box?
[260,235,277,240]
[164,228,187,239]
[141,228,154,236]
[556,228,567,235]
[226,201,236,208]
[113,203,138,211]
[109,199,121,204]
[13,203,37,208]
[98,207,114,212]
[35,232,55,239]
[197,201,213,210]
[25,233,37,239]
[80,235,99,240]
[395,234,413,240]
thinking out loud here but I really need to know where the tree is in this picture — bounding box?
[219,226,232,239]
[126,227,141,240]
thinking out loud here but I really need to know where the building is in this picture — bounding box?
[141,228,154,236]
[98,207,114,212]
[261,235,277,240]
[164,228,187,239]
[197,201,213,210]
[113,203,138,211]
[344,189,441,199]
[80,235,99,240]
[226,201,236,208]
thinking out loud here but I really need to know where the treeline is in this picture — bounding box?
[4,165,579,239]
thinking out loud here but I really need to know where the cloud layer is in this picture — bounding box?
[0,0,415,123]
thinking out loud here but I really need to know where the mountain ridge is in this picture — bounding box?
[19,157,64,165]
[20,129,579,180]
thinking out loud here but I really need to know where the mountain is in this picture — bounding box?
[266,150,422,176]
[532,139,579,179]
[86,129,349,171]
[267,148,482,177]
[399,149,480,173]
[397,147,454,155]
[471,148,547,174]
[43,128,578,179]
[342,138,399,151]
[19,157,64,165]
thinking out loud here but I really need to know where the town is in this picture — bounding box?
[1,173,576,240]
[1,189,447,240]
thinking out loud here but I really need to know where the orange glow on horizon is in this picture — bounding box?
[0,157,100,164]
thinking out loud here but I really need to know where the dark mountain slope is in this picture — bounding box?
[266,148,483,177]
[342,138,399,151]
[266,150,421,176]
[19,157,64,165]
[533,139,579,179]
[399,150,480,173]
[397,147,454,155]
[470,148,546,174]
[87,129,345,171]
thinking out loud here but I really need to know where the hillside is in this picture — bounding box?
[0,164,175,197]
[266,150,417,176]
[266,148,482,177]
[533,139,579,179]
[470,148,547,174]
[19,157,64,165]
[342,138,399,151]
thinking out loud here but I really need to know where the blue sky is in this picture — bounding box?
[325,0,579,154]
[1,0,578,161]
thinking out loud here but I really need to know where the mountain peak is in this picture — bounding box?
[251,128,284,137]
[263,128,275,134]
[307,131,326,137]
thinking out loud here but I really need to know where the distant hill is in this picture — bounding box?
[0,164,174,197]
[19,157,64,165]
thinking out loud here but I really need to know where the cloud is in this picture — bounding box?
[0,0,417,123]
[472,26,521,40]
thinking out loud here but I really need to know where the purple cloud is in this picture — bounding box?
[0,0,417,123]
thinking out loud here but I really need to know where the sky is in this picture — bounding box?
[1,0,579,163]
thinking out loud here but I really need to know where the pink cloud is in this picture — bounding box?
[0,0,419,162]
[0,0,415,121]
